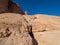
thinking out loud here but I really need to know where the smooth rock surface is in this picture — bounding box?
[34,30,60,45]
[23,14,60,32]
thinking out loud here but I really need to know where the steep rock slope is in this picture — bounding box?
[0,13,33,45]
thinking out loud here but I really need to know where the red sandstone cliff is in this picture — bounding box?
[0,0,24,14]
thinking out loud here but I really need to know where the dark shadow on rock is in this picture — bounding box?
[0,27,12,38]
[28,25,38,45]
[0,0,24,14]
[8,0,24,14]
[5,27,12,37]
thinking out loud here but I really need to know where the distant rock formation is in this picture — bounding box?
[0,0,24,14]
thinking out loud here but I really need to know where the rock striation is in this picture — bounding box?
[0,0,24,14]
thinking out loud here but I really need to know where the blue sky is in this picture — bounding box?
[13,0,60,16]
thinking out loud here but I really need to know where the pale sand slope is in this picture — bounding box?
[24,14,60,45]
[34,14,60,29]
[23,14,60,32]
[32,14,60,45]
[34,30,60,45]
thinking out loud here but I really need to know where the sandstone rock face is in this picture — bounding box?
[0,13,60,45]
[23,14,60,45]
[33,30,60,45]
[0,0,8,13]
[23,14,60,32]
[8,0,24,14]
[0,13,33,45]
[0,0,24,14]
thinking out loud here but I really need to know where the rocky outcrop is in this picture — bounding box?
[0,13,60,45]
[0,0,24,14]
[23,14,60,45]
[0,13,33,45]
[23,14,60,32]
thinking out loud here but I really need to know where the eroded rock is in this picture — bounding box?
[0,13,33,45]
